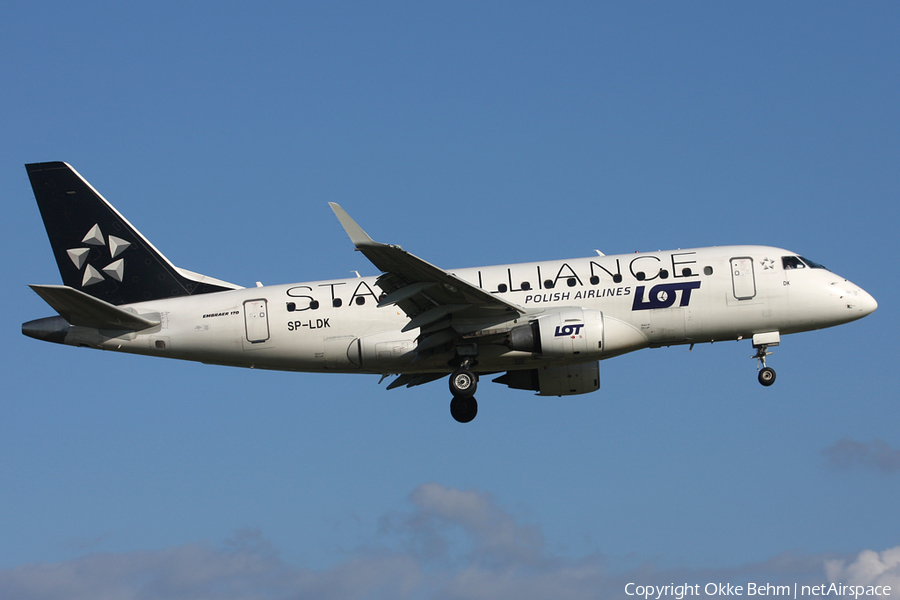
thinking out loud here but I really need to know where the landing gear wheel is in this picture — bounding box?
[449,368,477,398]
[752,343,777,387]
[450,396,478,423]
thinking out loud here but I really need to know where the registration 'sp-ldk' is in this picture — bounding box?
[23,162,877,422]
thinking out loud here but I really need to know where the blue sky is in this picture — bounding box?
[2,2,898,598]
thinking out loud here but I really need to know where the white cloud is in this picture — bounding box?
[0,483,896,600]
[825,546,900,590]
[823,438,900,474]
[385,482,546,568]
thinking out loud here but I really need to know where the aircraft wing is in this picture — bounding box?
[330,203,524,363]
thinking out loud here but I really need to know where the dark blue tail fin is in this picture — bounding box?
[26,162,241,306]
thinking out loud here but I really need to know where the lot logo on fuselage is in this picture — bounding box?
[632,281,701,311]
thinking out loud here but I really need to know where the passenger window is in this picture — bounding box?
[497,283,508,293]
[521,282,531,291]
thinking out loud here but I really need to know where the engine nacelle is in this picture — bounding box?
[493,362,600,396]
[509,308,604,358]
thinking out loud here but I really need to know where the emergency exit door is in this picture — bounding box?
[730,257,756,300]
[244,299,270,343]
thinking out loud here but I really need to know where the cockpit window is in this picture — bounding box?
[782,256,806,270]
[799,256,827,270]
[782,255,828,271]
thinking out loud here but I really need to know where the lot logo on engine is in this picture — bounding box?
[554,324,584,337]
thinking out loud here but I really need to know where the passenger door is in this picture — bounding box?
[730,257,756,300]
[243,299,270,343]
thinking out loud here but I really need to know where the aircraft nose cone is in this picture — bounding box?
[825,280,877,326]
[858,288,878,317]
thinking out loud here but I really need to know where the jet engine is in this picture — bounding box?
[508,308,604,358]
[507,308,648,359]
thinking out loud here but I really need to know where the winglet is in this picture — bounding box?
[329,203,378,248]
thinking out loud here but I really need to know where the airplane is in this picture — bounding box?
[22,162,878,423]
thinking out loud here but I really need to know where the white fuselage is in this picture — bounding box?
[62,245,875,377]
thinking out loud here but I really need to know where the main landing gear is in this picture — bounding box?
[449,364,478,423]
[753,344,776,387]
[450,396,477,423]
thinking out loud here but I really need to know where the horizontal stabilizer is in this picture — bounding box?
[29,284,160,331]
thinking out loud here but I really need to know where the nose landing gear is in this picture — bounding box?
[753,344,776,387]
[751,332,780,387]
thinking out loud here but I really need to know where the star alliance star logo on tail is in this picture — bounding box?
[66,224,131,287]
